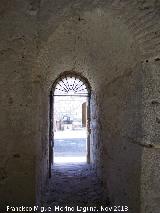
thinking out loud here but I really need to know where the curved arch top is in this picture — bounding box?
[52,72,91,97]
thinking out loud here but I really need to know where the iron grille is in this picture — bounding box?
[54,75,89,96]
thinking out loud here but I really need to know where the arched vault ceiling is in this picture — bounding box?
[38,0,160,61]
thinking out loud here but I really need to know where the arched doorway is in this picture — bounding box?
[49,72,91,177]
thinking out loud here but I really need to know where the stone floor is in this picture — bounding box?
[42,163,109,213]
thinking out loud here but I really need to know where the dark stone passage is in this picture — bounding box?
[42,164,109,212]
[1,1,160,212]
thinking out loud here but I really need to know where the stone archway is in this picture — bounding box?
[0,1,160,212]
[34,1,160,212]
[49,71,92,175]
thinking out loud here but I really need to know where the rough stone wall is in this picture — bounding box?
[141,60,160,213]
[100,64,143,212]
[36,1,160,212]
[0,0,40,206]
[37,3,141,211]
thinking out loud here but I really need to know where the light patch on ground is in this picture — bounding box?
[54,130,87,164]
[54,156,87,164]
[54,130,87,139]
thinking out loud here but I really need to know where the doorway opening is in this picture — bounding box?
[49,72,91,172]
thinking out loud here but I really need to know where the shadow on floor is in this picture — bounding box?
[42,163,109,213]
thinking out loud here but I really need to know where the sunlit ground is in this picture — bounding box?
[54,156,86,164]
[54,129,86,139]
[54,129,87,164]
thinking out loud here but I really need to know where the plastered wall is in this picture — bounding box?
[0,1,160,213]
